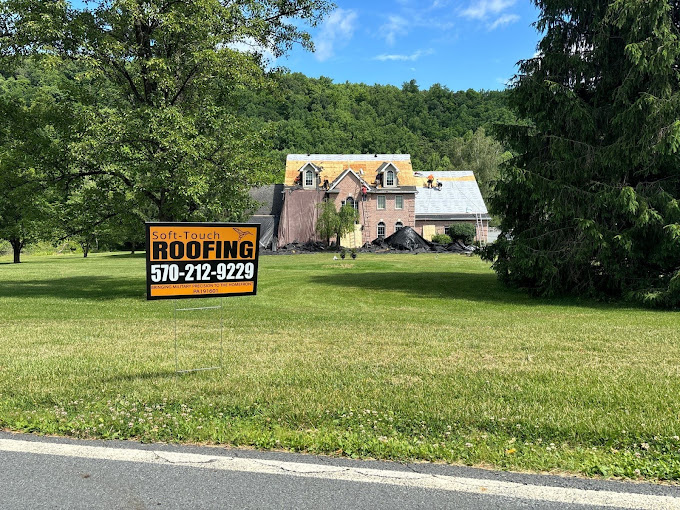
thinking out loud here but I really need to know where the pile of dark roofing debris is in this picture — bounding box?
[265,227,475,255]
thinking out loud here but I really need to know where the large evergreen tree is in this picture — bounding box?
[485,0,680,307]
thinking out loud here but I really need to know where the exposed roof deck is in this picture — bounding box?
[285,154,417,187]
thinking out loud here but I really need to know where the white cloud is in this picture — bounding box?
[380,15,409,46]
[228,38,276,65]
[373,49,434,62]
[315,9,358,62]
[379,11,455,45]
[488,13,519,30]
[461,0,516,20]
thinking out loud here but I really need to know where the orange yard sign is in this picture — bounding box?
[145,222,260,300]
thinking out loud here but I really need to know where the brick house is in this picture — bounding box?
[279,154,418,247]
[274,154,489,248]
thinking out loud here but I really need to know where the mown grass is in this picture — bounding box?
[1,251,679,481]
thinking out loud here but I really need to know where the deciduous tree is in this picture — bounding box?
[0,0,332,222]
[0,65,71,262]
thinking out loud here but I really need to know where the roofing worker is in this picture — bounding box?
[437,180,443,191]
[361,184,368,200]
[427,174,434,188]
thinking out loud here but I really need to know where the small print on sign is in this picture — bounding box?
[145,222,260,300]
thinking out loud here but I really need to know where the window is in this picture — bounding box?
[395,195,403,210]
[345,196,358,211]
[377,222,385,238]
[304,170,314,187]
[377,195,386,210]
[385,170,395,186]
[395,221,403,231]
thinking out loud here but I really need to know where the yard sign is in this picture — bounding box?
[145,222,260,300]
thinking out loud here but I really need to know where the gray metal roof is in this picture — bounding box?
[287,154,411,162]
[417,214,492,221]
[415,172,488,216]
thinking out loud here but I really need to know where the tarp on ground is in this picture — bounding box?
[380,226,432,251]
[277,189,325,248]
[447,240,474,254]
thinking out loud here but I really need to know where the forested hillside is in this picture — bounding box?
[233,73,515,194]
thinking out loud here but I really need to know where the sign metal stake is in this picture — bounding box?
[173,298,224,374]
[145,222,260,376]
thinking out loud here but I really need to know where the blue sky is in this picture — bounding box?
[282,0,542,91]
[71,0,542,92]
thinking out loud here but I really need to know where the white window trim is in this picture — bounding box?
[385,170,395,187]
[377,195,386,210]
[377,222,386,238]
[304,169,314,187]
[395,195,403,210]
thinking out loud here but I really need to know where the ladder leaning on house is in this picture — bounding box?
[360,193,369,247]
[475,212,485,246]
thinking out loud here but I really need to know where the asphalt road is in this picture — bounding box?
[2,431,679,510]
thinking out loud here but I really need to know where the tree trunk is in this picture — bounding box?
[10,239,22,264]
[130,241,136,255]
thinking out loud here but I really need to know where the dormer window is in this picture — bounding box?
[376,162,399,188]
[304,170,314,187]
[298,162,322,189]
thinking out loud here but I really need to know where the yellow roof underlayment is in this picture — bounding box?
[285,155,479,188]
[285,155,416,187]
[412,174,476,187]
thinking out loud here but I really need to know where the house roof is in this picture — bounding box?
[299,162,323,174]
[415,171,489,216]
[249,184,284,216]
[375,162,400,174]
[285,154,417,187]
[327,168,373,192]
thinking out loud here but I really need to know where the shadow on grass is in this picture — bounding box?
[0,276,145,300]
[311,271,640,311]
[109,252,146,259]
[106,370,178,382]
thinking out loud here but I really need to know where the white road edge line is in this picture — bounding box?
[1,438,678,509]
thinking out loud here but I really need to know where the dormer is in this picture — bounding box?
[297,162,322,189]
[376,162,400,188]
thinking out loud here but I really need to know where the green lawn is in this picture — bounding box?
[1,252,679,481]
